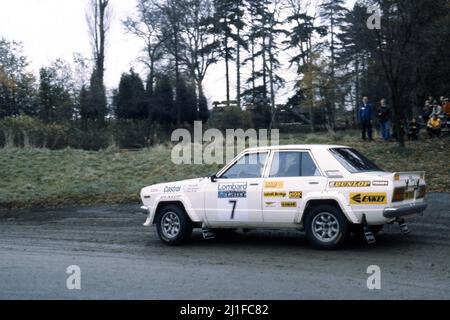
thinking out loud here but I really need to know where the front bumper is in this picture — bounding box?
[141,206,153,226]
[383,202,428,218]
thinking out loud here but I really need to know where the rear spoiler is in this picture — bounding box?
[392,172,426,181]
[392,171,425,186]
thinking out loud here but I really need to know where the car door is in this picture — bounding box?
[204,152,268,227]
[263,150,327,224]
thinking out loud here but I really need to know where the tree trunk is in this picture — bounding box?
[175,45,181,124]
[268,34,275,117]
[354,58,360,127]
[225,35,230,107]
[236,27,241,109]
[262,34,267,98]
[391,90,405,148]
[251,36,256,102]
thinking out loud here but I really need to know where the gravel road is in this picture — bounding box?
[0,193,449,300]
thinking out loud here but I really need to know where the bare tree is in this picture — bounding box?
[87,0,111,86]
[181,0,219,103]
[85,0,111,122]
[123,0,166,98]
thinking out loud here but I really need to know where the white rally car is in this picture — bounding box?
[140,145,427,249]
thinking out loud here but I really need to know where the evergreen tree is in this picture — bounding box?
[319,0,348,129]
[198,93,210,123]
[0,38,37,118]
[178,77,198,124]
[114,70,147,120]
[38,60,75,123]
[151,74,175,126]
[85,68,107,123]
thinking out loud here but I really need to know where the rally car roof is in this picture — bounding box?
[244,144,350,152]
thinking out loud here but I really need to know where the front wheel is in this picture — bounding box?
[304,205,349,250]
[156,205,192,246]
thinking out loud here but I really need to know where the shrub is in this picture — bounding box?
[208,107,253,132]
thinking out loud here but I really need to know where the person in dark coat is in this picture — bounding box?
[408,118,420,140]
[359,96,374,141]
[377,98,391,141]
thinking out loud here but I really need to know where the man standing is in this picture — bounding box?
[377,98,391,141]
[359,96,373,141]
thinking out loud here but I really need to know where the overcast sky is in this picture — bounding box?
[0,0,357,104]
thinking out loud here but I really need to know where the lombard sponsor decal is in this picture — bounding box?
[164,186,182,193]
[264,191,287,198]
[330,181,371,188]
[289,191,303,199]
[218,182,247,198]
[264,181,285,189]
[281,201,297,208]
[350,193,387,205]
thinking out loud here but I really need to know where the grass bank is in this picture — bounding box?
[0,131,448,208]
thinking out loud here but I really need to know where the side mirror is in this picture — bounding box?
[210,174,218,183]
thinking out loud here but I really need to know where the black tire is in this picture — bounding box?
[304,204,349,250]
[155,205,193,246]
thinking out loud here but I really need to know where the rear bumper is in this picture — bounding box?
[383,202,428,218]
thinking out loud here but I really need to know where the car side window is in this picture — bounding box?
[269,151,321,177]
[221,152,268,179]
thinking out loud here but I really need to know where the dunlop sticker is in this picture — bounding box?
[264,191,287,198]
[289,191,303,199]
[281,201,297,208]
[264,181,285,189]
[350,193,387,205]
[330,181,371,188]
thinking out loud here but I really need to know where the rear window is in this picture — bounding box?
[329,148,384,173]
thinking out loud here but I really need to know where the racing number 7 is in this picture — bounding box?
[229,200,237,220]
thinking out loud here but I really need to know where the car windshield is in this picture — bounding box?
[329,148,384,173]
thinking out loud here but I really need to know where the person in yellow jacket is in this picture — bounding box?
[427,114,442,138]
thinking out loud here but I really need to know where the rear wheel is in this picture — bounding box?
[156,205,192,245]
[305,205,349,250]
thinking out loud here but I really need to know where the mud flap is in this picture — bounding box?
[202,224,216,240]
[396,218,410,235]
[362,214,376,244]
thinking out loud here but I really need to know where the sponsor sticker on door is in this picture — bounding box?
[289,191,303,199]
[264,202,277,208]
[264,181,285,189]
[264,191,287,198]
[281,201,297,208]
[350,193,387,205]
[218,183,248,198]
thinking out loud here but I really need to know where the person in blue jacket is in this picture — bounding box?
[359,96,374,141]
